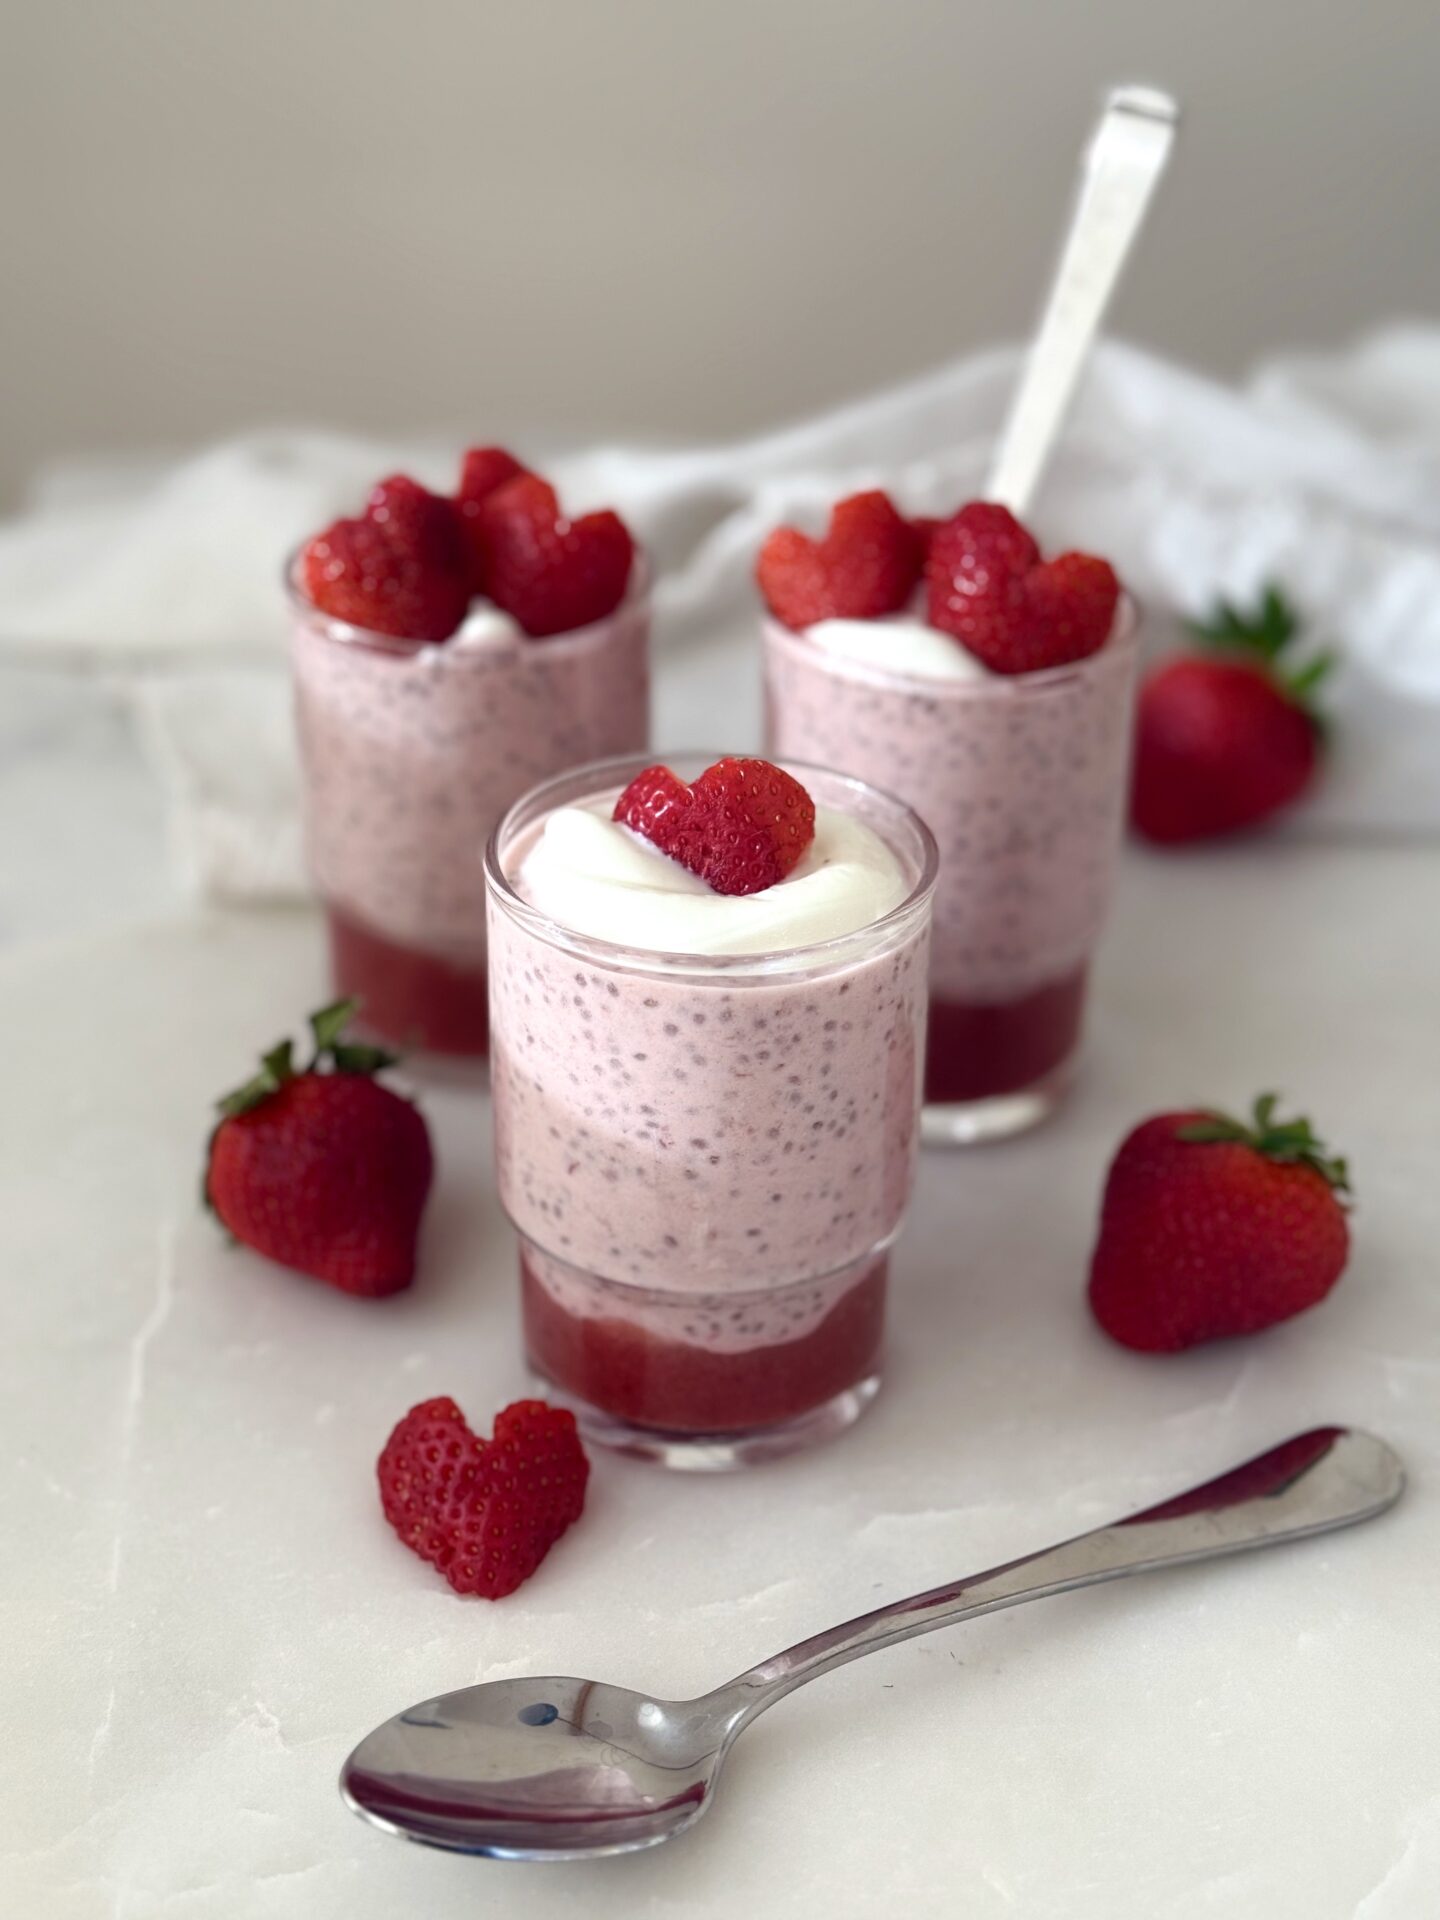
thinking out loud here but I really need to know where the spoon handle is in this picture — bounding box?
[985,85,1178,518]
[712,1428,1401,1726]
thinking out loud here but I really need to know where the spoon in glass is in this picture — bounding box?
[986,84,1179,517]
[341,1426,1401,1861]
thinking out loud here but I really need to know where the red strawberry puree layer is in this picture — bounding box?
[522,1246,888,1433]
[763,614,1137,1103]
[487,769,931,1438]
[291,596,649,1054]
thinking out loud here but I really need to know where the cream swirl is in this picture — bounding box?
[806,614,992,682]
[516,799,908,955]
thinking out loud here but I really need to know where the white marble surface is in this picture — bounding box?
[5,665,1440,1918]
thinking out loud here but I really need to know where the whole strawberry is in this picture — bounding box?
[378,1396,589,1598]
[1132,586,1330,844]
[204,1000,433,1297]
[1088,1094,1351,1352]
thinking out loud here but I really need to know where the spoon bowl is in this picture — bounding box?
[341,1675,737,1859]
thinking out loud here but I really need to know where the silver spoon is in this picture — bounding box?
[987,84,1179,517]
[341,1426,1401,1861]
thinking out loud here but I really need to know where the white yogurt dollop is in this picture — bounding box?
[517,800,908,955]
[806,614,991,682]
[452,604,527,650]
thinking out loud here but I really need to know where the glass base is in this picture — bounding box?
[518,1240,889,1465]
[529,1370,881,1470]
[922,1051,1076,1146]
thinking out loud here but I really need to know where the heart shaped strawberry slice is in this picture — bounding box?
[925,502,1118,673]
[301,473,469,643]
[378,1396,589,1598]
[476,474,634,638]
[757,490,922,630]
[613,756,816,897]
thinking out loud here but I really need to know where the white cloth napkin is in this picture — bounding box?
[4,329,1440,899]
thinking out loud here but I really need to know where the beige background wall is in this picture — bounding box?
[4,0,1438,505]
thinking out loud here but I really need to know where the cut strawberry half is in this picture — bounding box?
[613,756,816,897]
[301,472,469,643]
[612,763,697,858]
[455,446,530,593]
[757,490,922,630]
[366,473,467,572]
[690,756,817,894]
[1024,552,1122,665]
[476,474,634,638]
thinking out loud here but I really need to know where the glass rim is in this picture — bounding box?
[282,543,651,658]
[761,590,1141,698]
[484,751,940,979]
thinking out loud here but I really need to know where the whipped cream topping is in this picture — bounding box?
[806,607,992,682]
[516,799,909,955]
[409,603,525,665]
[452,604,527,650]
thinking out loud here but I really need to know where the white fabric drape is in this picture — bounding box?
[4,329,1440,896]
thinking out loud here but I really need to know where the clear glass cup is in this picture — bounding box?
[288,559,650,1059]
[763,603,1140,1143]
[484,753,938,1469]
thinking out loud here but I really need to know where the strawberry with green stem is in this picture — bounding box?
[1088,1093,1351,1352]
[1131,584,1334,844]
[204,999,434,1297]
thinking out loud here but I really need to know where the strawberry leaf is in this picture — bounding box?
[1287,651,1337,701]
[205,1000,403,1224]
[332,1041,398,1075]
[216,1039,296,1119]
[305,997,396,1075]
[309,998,361,1056]
[261,1039,294,1082]
[1177,1092,1351,1196]
[1186,584,1300,661]
[1184,583,1335,731]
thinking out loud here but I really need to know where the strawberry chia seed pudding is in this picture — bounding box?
[485,754,937,1466]
[758,492,1138,1141]
[290,452,648,1056]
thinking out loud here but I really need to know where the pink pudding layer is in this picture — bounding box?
[486,764,933,1439]
[763,615,1138,1104]
[292,594,649,1054]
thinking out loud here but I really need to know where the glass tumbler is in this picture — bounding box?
[289,563,650,1058]
[764,603,1140,1142]
[485,753,938,1468]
